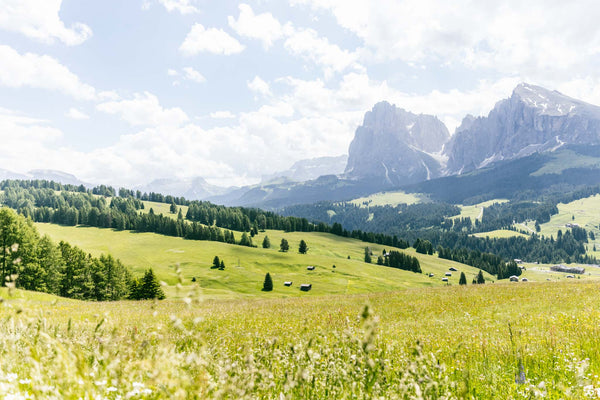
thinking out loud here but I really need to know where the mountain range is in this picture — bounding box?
[210,83,600,208]
[4,83,600,208]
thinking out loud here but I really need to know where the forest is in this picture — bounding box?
[0,207,140,301]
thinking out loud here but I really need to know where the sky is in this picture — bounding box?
[1,0,600,188]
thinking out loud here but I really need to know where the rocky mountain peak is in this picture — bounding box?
[344,101,450,186]
[510,83,600,118]
[445,83,600,175]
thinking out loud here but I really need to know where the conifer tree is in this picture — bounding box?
[239,232,253,247]
[299,239,308,254]
[364,247,372,263]
[212,256,220,269]
[476,269,485,284]
[139,269,165,300]
[262,272,273,291]
[219,260,225,270]
[262,235,271,249]
[459,271,467,285]
[280,238,289,252]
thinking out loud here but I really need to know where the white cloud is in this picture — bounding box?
[247,76,272,97]
[0,45,96,100]
[228,3,289,49]
[0,108,68,175]
[284,28,360,77]
[210,111,236,119]
[157,0,199,14]
[65,108,89,120]
[167,67,205,85]
[291,0,600,80]
[179,23,245,56]
[97,92,189,127]
[182,67,205,83]
[0,0,92,45]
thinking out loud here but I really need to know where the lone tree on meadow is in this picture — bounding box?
[476,270,485,284]
[262,235,271,249]
[298,240,308,254]
[262,272,273,291]
[459,272,467,285]
[364,247,372,263]
[280,238,289,252]
[211,256,220,269]
[169,202,177,214]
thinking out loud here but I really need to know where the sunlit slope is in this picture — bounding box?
[35,223,493,299]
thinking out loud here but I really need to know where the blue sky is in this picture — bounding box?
[1,0,599,187]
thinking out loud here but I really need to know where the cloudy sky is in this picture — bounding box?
[1,0,600,187]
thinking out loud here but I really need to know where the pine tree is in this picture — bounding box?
[459,271,467,285]
[364,247,372,263]
[219,260,225,270]
[212,256,220,269]
[262,272,273,291]
[280,238,289,252]
[169,202,177,214]
[239,232,253,247]
[476,269,485,284]
[377,255,384,265]
[262,235,271,249]
[139,269,165,300]
[298,239,308,254]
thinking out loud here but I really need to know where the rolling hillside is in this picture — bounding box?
[35,220,494,299]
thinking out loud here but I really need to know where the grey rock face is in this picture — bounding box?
[445,83,600,174]
[344,101,450,186]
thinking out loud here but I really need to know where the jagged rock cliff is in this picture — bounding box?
[445,83,600,174]
[344,101,450,186]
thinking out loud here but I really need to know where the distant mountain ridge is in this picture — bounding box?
[0,168,89,186]
[136,177,232,200]
[261,155,347,184]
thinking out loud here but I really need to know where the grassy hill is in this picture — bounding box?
[404,144,600,204]
[349,190,425,207]
[2,281,600,398]
[35,221,494,299]
[513,194,600,258]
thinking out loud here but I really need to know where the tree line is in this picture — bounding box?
[0,207,163,301]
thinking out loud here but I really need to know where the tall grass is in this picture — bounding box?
[1,281,600,398]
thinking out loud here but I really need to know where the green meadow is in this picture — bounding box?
[140,201,189,220]
[349,190,425,207]
[524,194,600,257]
[2,281,600,398]
[35,222,494,299]
[472,229,529,239]
[455,199,509,221]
